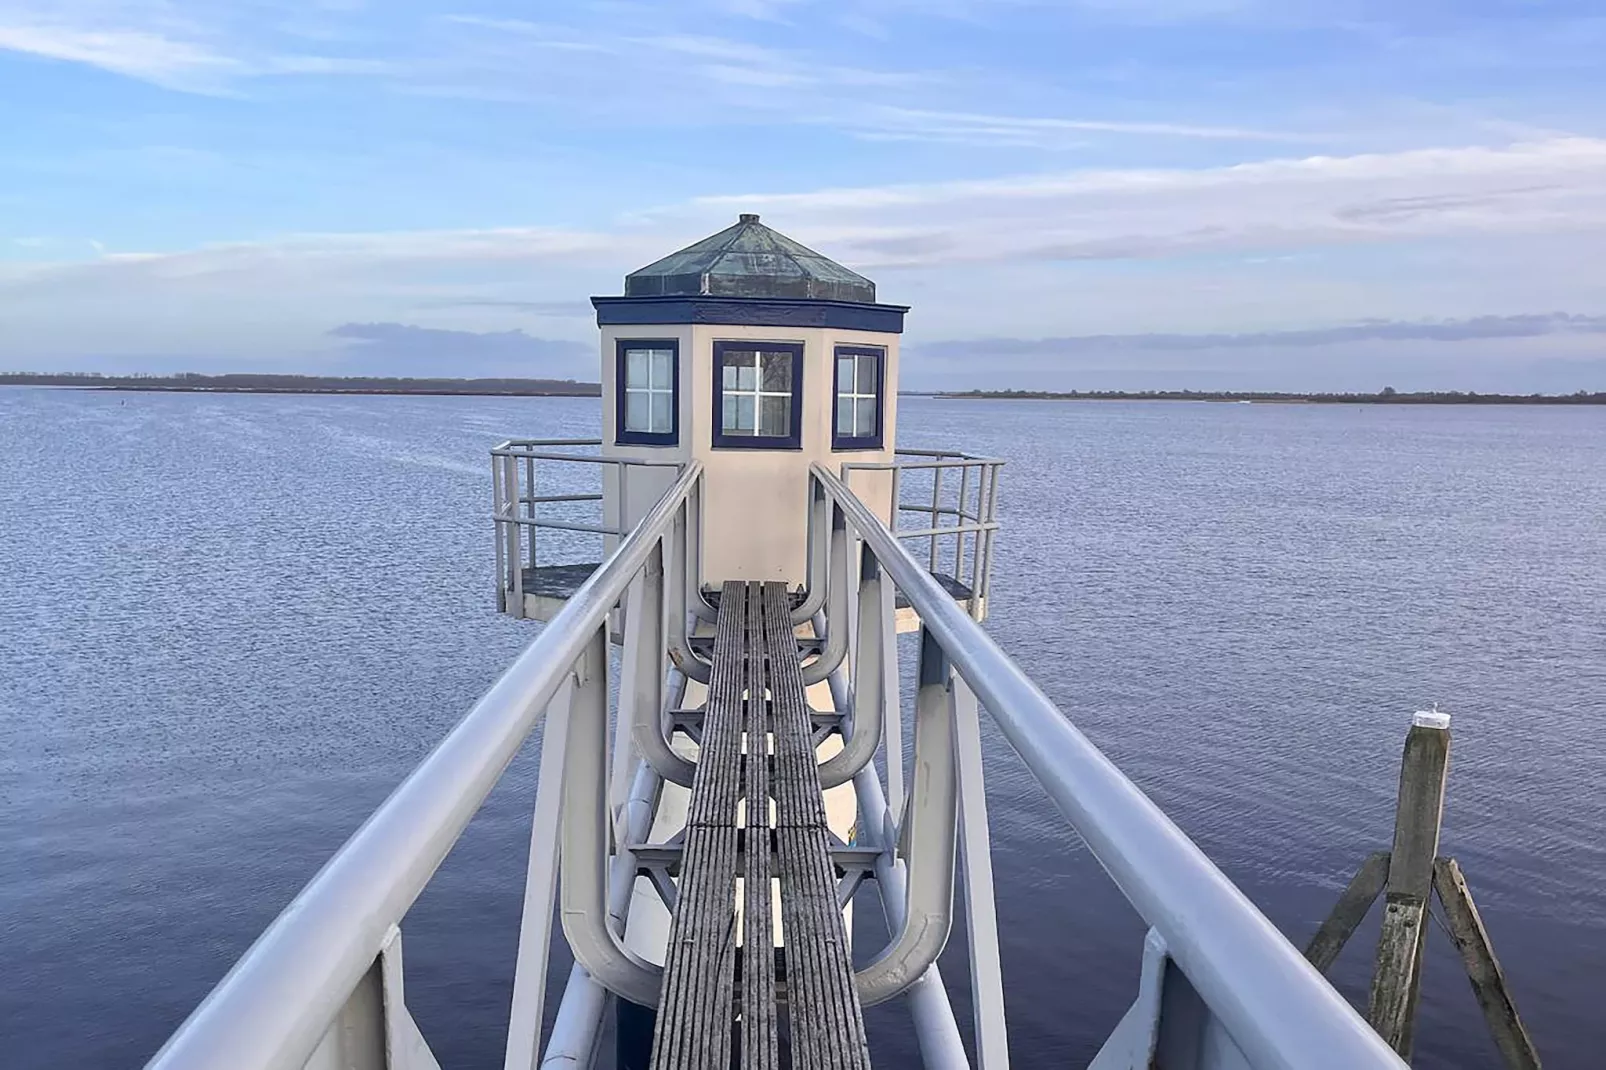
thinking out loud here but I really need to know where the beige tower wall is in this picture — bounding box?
[600,321,900,589]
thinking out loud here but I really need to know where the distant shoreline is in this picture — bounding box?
[0,373,601,397]
[5,375,1603,404]
[924,389,1606,405]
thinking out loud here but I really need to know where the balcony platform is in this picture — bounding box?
[511,563,603,621]
[511,564,983,627]
[894,571,983,631]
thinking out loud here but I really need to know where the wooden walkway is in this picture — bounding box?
[650,581,873,1070]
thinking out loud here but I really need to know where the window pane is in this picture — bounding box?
[624,391,648,432]
[651,350,672,390]
[855,397,877,437]
[650,391,672,433]
[836,396,854,436]
[722,393,755,433]
[760,395,790,437]
[837,356,854,397]
[626,350,649,388]
[858,354,878,394]
[760,352,792,392]
[721,350,756,390]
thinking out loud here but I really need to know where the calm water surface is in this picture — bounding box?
[2,389,1603,1068]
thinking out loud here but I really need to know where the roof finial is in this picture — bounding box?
[739,213,760,224]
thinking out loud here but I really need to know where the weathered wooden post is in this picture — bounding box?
[1433,858,1543,1070]
[1303,709,1543,1068]
[1367,709,1451,1058]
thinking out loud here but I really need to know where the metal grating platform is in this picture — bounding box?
[649,581,871,1070]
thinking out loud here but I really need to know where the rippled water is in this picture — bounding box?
[2,389,1603,1068]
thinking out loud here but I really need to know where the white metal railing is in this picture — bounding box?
[808,462,1408,1070]
[490,438,679,618]
[845,449,1003,620]
[147,449,1407,1070]
[147,462,707,1070]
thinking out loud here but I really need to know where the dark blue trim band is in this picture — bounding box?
[711,340,805,451]
[593,295,907,334]
[614,338,679,447]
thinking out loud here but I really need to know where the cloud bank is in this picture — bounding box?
[328,323,590,378]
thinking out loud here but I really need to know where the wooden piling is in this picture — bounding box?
[1433,858,1543,1070]
[1305,850,1390,973]
[1367,710,1451,1060]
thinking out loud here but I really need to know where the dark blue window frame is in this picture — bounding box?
[831,345,885,451]
[711,341,806,450]
[615,338,679,447]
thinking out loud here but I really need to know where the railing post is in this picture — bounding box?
[952,674,1009,1068]
[493,452,508,614]
[928,464,943,572]
[504,678,577,1070]
[956,462,971,586]
[501,452,525,619]
[882,571,904,824]
[974,463,1000,620]
[524,452,537,572]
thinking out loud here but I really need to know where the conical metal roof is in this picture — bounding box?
[625,214,876,303]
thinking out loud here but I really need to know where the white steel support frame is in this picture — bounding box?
[147,462,706,1070]
[809,462,1408,1070]
[149,443,1410,1070]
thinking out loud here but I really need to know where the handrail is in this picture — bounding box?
[149,462,705,1070]
[809,463,1406,1070]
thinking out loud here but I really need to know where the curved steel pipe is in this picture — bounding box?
[665,504,712,684]
[819,664,970,1066]
[625,543,695,788]
[800,505,852,686]
[817,547,887,789]
[559,627,663,1009]
[683,487,718,624]
[791,484,831,624]
[541,669,685,1068]
[856,626,959,1005]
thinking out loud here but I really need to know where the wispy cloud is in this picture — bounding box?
[917,313,1606,358]
[845,105,1308,147]
[0,1,402,91]
[0,21,239,89]
[695,138,1606,266]
[329,322,589,375]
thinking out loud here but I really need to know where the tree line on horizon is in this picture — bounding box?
[0,371,602,397]
[930,386,1606,404]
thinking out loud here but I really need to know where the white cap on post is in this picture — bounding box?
[1413,705,1451,730]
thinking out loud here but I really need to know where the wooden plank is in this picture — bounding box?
[1304,851,1391,974]
[1368,719,1451,1059]
[1433,858,1544,1070]
[762,582,873,1070]
[649,581,747,1070]
[743,583,780,1070]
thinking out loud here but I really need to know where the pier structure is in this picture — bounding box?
[149,219,1408,1070]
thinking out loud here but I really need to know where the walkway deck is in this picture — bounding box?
[649,581,873,1070]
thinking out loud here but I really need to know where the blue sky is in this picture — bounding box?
[3,1,1605,389]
